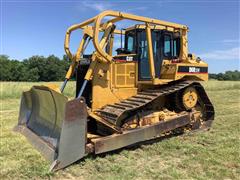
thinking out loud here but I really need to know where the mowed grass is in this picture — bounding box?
[0,81,240,179]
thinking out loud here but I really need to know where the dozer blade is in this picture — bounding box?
[14,85,88,171]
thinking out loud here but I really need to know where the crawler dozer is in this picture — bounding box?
[15,10,214,171]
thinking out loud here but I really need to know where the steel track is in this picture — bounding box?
[96,81,214,128]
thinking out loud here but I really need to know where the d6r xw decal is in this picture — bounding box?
[178,66,208,74]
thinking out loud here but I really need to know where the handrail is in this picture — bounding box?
[64,16,96,60]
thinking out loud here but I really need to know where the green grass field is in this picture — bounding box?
[0,81,240,179]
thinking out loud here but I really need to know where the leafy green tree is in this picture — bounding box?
[0,55,12,81]
[210,71,240,81]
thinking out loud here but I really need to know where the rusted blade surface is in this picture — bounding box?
[15,86,88,171]
[53,98,87,171]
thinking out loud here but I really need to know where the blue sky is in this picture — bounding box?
[1,0,239,73]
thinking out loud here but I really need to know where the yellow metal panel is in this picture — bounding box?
[112,62,136,88]
[117,64,125,74]
[92,62,117,110]
[91,61,137,110]
[175,63,208,81]
[117,76,126,86]
[160,62,208,82]
[160,64,177,79]
[111,88,138,100]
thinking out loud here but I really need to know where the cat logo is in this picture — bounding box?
[126,56,133,61]
[189,67,200,73]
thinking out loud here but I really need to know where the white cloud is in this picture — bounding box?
[124,7,148,13]
[80,2,113,12]
[222,39,239,44]
[210,39,239,44]
[199,47,240,60]
[79,1,149,14]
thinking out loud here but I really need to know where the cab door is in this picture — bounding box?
[137,30,151,80]
[152,30,162,78]
[127,29,180,81]
[137,30,162,80]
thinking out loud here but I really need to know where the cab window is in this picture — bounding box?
[173,38,180,57]
[127,36,134,52]
[125,31,135,53]
[163,33,180,58]
[164,35,171,57]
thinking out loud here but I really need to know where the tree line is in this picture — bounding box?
[0,55,70,81]
[209,70,240,81]
[0,54,239,81]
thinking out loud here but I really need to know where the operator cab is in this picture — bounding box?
[115,25,181,80]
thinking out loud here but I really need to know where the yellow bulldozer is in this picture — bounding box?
[14,10,214,171]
